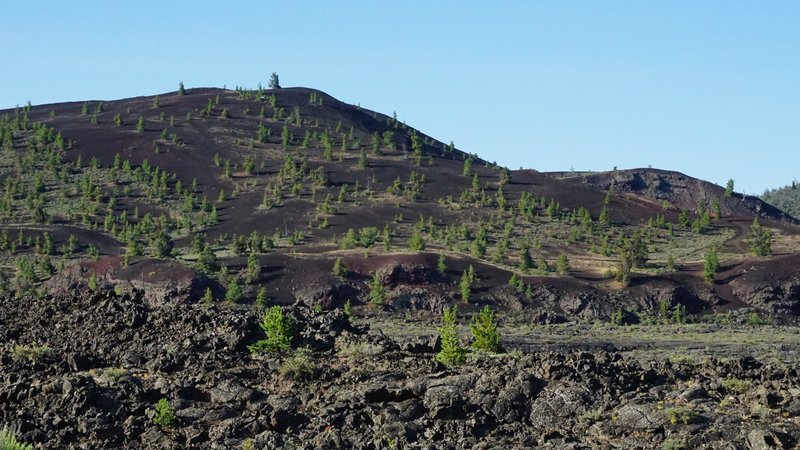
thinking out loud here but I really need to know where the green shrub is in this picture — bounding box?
[280,348,315,381]
[408,230,426,251]
[0,427,33,450]
[556,254,570,275]
[368,273,386,306]
[436,306,466,367]
[12,344,53,362]
[470,306,502,353]
[703,246,718,284]
[332,257,347,278]
[721,378,752,394]
[153,398,176,427]
[665,406,700,425]
[343,299,352,318]
[248,306,294,353]
[661,438,687,450]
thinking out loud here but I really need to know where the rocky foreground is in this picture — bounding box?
[1,291,799,449]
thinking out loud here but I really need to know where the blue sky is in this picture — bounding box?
[2,1,798,194]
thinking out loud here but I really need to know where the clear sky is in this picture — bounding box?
[2,1,798,194]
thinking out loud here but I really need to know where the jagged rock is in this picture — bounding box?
[2,289,800,448]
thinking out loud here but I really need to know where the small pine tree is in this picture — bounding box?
[673,303,687,324]
[748,217,773,256]
[463,156,473,176]
[248,306,294,353]
[343,299,352,318]
[178,81,185,96]
[225,277,242,302]
[704,246,719,284]
[88,273,97,291]
[658,298,670,322]
[470,306,502,353]
[666,254,676,271]
[724,179,734,197]
[518,243,534,272]
[256,287,268,308]
[556,254,570,275]
[357,149,368,169]
[409,230,426,251]
[332,257,347,278]
[269,72,281,89]
[246,252,261,283]
[153,96,160,108]
[437,254,447,274]
[136,116,145,133]
[153,398,176,427]
[679,209,690,227]
[202,287,214,308]
[436,305,466,367]
[368,272,386,306]
[459,268,472,302]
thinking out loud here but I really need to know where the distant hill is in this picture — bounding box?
[761,181,800,220]
[1,84,799,322]
[546,168,794,222]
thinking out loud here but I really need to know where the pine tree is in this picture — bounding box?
[703,246,718,284]
[463,156,473,176]
[269,72,281,89]
[437,254,447,274]
[673,303,687,324]
[724,179,734,197]
[409,230,426,251]
[368,272,385,306]
[246,252,261,283]
[357,149,368,169]
[460,267,473,302]
[556,254,570,275]
[225,277,242,302]
[518,243,534,273]
[470,305,502,353]
[332,257,347,278]
[136,116,145,133]
[436,305,466,366]
[748,217,772,256]
[178,81,185,96]
[679,209,690,227]
[248,306,294,353]
[256,287,268,308]
[202,287,214,308]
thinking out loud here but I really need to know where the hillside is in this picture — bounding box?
[547,168,795,222]
[1,85,800,321]
[762,181,800,220]
[3,84,800,449]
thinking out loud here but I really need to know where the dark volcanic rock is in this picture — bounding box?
[1,289,800,449]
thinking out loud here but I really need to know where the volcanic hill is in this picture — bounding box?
[3,84,800,449]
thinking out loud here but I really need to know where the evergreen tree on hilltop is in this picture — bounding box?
[269,72,281,89]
